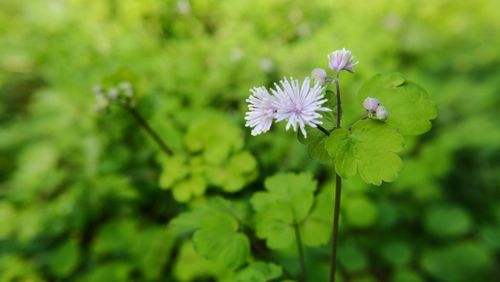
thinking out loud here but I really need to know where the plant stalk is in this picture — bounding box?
[293,222,307,282]
[329,73,343,282]
[124,106,174,156]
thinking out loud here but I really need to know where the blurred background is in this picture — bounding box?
[0,0,499,281]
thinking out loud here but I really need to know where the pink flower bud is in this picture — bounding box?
[311,68,328,85]
[363,97,380,112]
[375,105,388,121]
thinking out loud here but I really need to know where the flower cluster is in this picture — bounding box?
[245,48,357,138]
[92,81,135,112]
[363,97,388,121]
[245,77,330,138]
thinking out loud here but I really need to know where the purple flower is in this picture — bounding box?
[272,77,331,138]
[363,97,380,112]
[328,48,358,73]
[245,87,277,136]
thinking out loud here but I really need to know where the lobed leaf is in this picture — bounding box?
[326,119,404,185]
[357,73,437,135]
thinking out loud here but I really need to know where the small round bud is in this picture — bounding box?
[375,105,388,121]
[107,87,119,99]
[311,68,328,85]
[363,97,380,112]
[328,48,358,73]
[93,93,110,112]
[92,84,103,95]
[118,81,134,98]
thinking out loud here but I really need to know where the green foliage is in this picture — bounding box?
[357,73,438,135]
[424,205,472,237]
[160,117,258,202]
[0,0,498,281]
[193,212,250,269]
[251,173,332,249]
[326,120,404,185]
[420,242,494,281]
[170,197,251,269]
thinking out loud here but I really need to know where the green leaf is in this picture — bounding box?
[343,196,379,228]
[357,73,437,135]
[79,263,130,282]
[192,212,250,269]
[251,173,317,249]
[380,241,413,266]
[338,244,368,272]
[221,261,283,282]
[159,155,189,189]
[298,108,335,165]
[184,117,243,165]
[173,241,226,282]
[301,185,333,246]
[420,242,493,282]
[424,205,472,237]
[325,119,404,185]
[392,269,424,282]
[172,176,207,202]
[47,238,80,278]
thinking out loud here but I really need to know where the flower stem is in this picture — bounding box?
[123,106,174,156]
[329,73,343,282]
[293,222,307,282]
[317,125,331,136]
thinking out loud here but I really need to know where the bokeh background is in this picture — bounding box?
[1,0,499,281]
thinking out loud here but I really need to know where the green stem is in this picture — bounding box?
[293,222,307,282]
[329,73,343,282]
[124,106,174,156]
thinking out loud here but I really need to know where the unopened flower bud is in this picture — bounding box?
[119,81,134,97]
[311,68,327,85]
[107,87,119,99]
[363,97,380,112]
[93,93,110,112]
[92,84,103,95]
[375,105,388,121]
[328,48,358,73]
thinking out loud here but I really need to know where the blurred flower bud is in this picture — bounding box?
[375,105,388,121]
[363,97,380,112]
[119,81,134,98]
[328,48,358,73]
[92,84,103,95]
[311,68,328,85]
[93,93,109,112]
[107,87,119,99]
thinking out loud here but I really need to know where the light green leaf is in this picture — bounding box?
[159,155,189,189]
[221,261,283,282]
[343,196,379,228]
[172,176,206,202]
[326,119,404,185]
[173,241,226,282]
[253,202,295,249]
[192,212,250,269]
[357,73,437,135]
[301,185,333,246]
[184,117,243,165]
[251,173,328,249]
[251,173,316,249]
